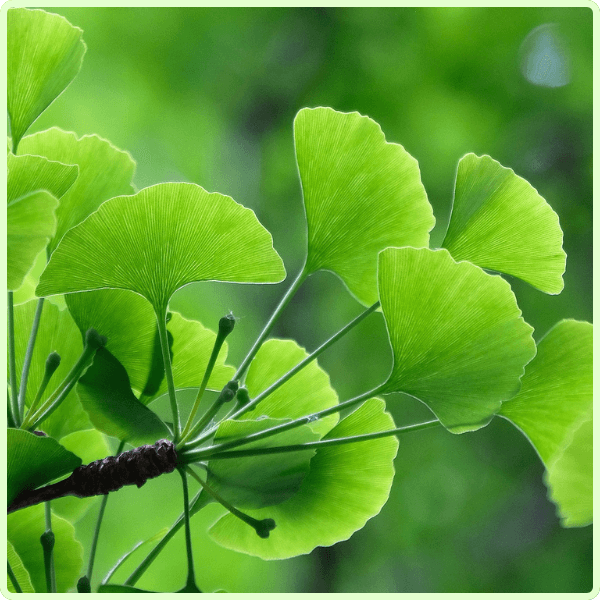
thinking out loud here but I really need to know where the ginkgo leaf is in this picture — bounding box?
[207,418,320,509]
[8,190,58,290]
[8,540,35,593]
[378,247,536,433]
[18,127,136,254]
[13,299,91,439]
[244,338,339,436]
[499,319,592,526]
[8,505,84,592]
[294,107,434,306]
[7,152,78,202]
[209,398,398,559]
[442,153,566,294]
[37,182,286,312]
[77,347,171,445]
[7,8,85,149]
[7,429,82,506]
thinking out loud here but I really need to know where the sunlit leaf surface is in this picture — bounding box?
[8,540,35,593]
[442,153,566,294]
[7,429,82,506]
[37,182,286,311]
[209,398,398,559]
[295,107,434,305]
[7,8,85,149]
[379,247,536,433]
[19,127,136,254]
[499,319,592,526]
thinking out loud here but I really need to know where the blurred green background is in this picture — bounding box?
[38,7,593,593]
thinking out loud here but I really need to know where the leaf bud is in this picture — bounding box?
[218,380,239,403]
[235,387,251,407]
[45,351,61,376]
[84,328,107,350]
[77,576,91,593]
[218,313,236,337]
[254,518,276,539]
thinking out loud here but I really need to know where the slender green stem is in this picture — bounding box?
[184,420,440,463]
[7,560,23,593]
[26,352,61,420]
[124,489,210,587]
[181,384,384,454]
[186,300,381,449]
[186,467,275,538]
[86,440,126,582]
[233,267,307,382]
[8,291,20,426]
[23,332,105,431]
[17,298,44,421]
[42,502,56,593]
[156,309,180,441]
[177,469,197,589]
[181,316,233,440]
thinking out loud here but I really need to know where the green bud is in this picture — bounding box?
[45,351,61,376]
[85,328,107,350]
[218,380,239,403]
[40,530,55,551]
[235,387,251,406]
[77,576,91,593]
[254,518,276,539]
[218,313,236,337]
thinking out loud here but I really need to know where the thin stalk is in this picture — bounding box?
[186,300,381,449]
[156,309,180,440]
[17,298,44,421]
[184,420,440,462]
[124,489,209,587]
[181,385,384,454]
[8,291,20,426]
[42,502,56,593]
[186,467,275,539]
[181,315,235,440]
[86,440,126,582]
[26,352,61,420]
[233,267,306,382]
[7,560,23,593]
[177,469,197,590]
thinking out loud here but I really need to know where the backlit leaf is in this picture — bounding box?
[295,107,434,305]
[442,153,566,294]
[8,540,35,593]
[378,247,536,433]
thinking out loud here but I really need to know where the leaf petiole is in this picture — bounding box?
[8,291,20,426]
[156,309,180,441]
[41,502,56,593]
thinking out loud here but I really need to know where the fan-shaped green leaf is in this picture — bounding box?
[77,347,171,445]
[378,247,536,433]
[207,418,319,509]
[8,152,78,202]
[244,338,338,436]
[37,182,286,311]
[8,505,83,592]
[294,107,434,306]
[8,540,35,593]
[7,8,85,149]
[13,299,92,439]
[499,320,592,526]
[7,429,82,506]
[19,127,136,254]
[442,153,566,294]
[209,398,397,559]
[52,429,111,522]
[8,190,58,290]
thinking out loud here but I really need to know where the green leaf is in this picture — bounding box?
[442,153,566,294]
[7,8,85,149]
[8,190,58,290]
[77,347,171,445]
[99,584,155,593]
[13,299,91,439]
[37,182,286,311]
[8,540,35,593]
[18,127,136,254]
[209,398,398,559]
[207,418,320,509]
[378,247,536,433]
[145,312,235,404]
[7,152,78,202]
[8,505,84,592]
[8,429,82,506]
[51,429,110,522]
[499,319,592,526]
[294,107,434,306]
[244,338,339,436]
